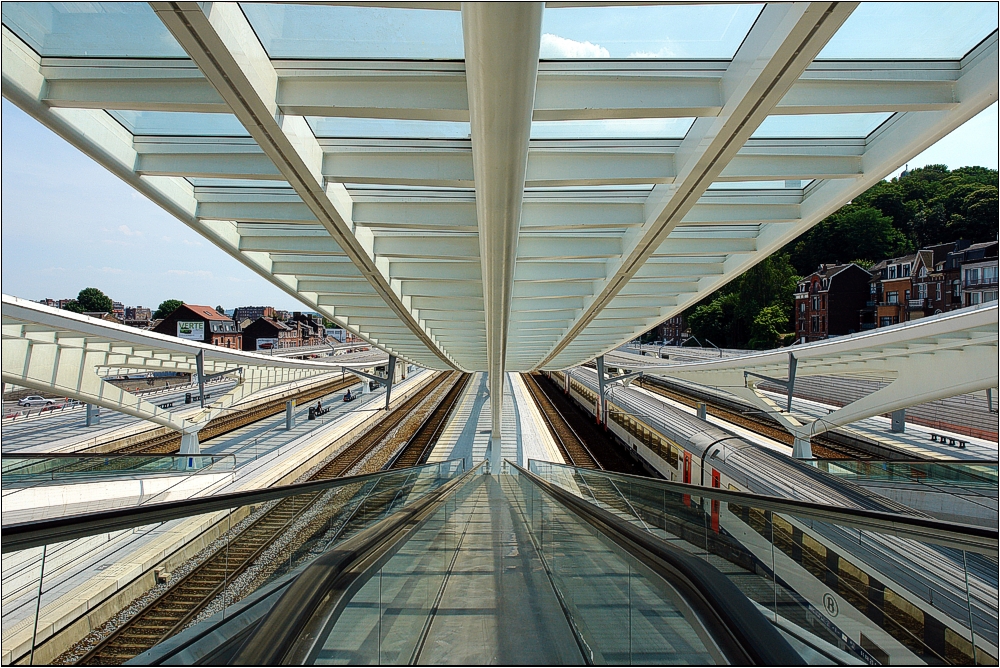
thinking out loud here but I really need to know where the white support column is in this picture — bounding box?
[890,409,906,433]
[792,437,813,460]
[463,2,543,455]
[179,432,199,455]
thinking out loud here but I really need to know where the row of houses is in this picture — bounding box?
[151,304,330,351]
[796,240,998,343]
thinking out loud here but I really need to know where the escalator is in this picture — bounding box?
[8,457,993,665]
[226,463,800,665]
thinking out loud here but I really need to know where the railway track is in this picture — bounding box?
[75,371,459,666]
[522,373,598,469]
[634,377,873,460]
[531,374,650,476]
[81,375,360,457]
[389,374,472,470]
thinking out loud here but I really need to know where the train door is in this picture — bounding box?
[711,469,721,532]
[682,451,692,506]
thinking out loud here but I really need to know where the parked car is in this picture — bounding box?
[17,395,54,407]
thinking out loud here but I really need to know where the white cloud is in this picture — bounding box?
[181,238,202,247]
[540,33,610,59]
[628,46,678,58]
[167,269,213,278]
[118,224,141,237]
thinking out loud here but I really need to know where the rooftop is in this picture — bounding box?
[1,2,996,375]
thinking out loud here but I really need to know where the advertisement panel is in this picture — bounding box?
[256,338,279,350]
[177,321,204,341]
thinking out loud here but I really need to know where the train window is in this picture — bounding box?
[944,628,978,664]
[859,635,890,666]
[772,514,795,557]
[884,588,925,650]
[837,558,870,612]
[800,533,827,580]
[747,506,767,535]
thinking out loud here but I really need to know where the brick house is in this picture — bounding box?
[242,317,300,351]
[860,254,916,329]
[152,304,242,349]
[909,242,966,319]
[794,263,870,343]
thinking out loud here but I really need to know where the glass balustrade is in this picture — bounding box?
[0,460,465,666]
[529,460,999,666]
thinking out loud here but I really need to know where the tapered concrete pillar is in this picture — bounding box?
[792,436,812,459]
[890,409,906,433]
[180,432,200,454]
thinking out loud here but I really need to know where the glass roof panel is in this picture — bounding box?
[540,4,762,59]
[531,118,694,139]
[187,178,289,188]
[820,2,998,60]
[752,113,893,139]
[307,117,470,139]
[2,2,187,58]
[708,180,813,190]
[241,4,464,59]
[109,111,250,137]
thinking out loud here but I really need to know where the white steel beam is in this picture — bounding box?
[537,2,858,369]
[463,1,543,451]
[151,2,456,370]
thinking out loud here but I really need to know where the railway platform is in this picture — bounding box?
[0,367,569,665]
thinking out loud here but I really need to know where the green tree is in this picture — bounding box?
[62,300,84,313]
[215,305,226,315]
[153,299,183,320]
[686,254,798,349]
[789,205,912,275]
[748,304,789,350]
[75,287,114,313]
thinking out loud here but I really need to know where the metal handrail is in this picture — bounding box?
[231,462,483,665]
[0,459,467,553]
[527,460,998,555]
[510,461,802,666]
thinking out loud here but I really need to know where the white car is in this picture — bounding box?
[17,395,54,407]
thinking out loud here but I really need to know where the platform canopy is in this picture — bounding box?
[2,2,998,382]
[632,303,999,454]
[2,294,387,437]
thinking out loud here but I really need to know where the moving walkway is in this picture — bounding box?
[3,461,995,665]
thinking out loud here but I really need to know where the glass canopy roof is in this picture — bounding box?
[2,2,996,376]
[241,4,465,59]
[1,2,186,57]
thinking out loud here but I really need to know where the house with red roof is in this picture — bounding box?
[152,304,242,349]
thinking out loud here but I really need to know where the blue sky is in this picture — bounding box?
[1,98,304,310]
[2,98,996,309]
